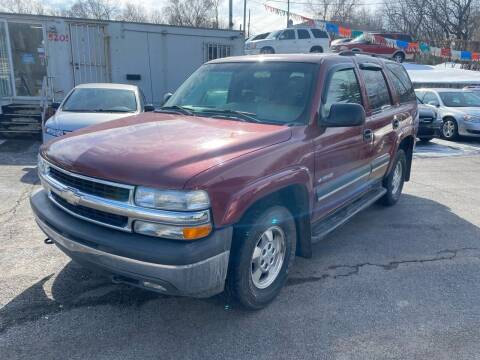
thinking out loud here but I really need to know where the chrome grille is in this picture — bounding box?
[49,167,130,202]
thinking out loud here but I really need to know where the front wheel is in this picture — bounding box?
[260,47,275,54]
[379,149,406,206]
[393,52,405,63]
[442,118,458,140]
[227,205,296,310]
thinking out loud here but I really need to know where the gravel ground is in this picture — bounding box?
[1,137,480,360]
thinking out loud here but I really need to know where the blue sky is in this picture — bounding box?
[44,0,379,35]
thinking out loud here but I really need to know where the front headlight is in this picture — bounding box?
[37,155,49,176]
[463,114,480,122]
[45,126,65,137]
[134,187,210,211]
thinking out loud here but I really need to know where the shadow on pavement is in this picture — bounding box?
[1,194,480,335]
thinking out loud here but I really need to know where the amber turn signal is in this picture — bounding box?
[182,224,212,240]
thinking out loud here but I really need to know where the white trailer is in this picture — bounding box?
[0,13,244,133]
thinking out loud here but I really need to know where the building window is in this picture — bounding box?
[205,43,232,62]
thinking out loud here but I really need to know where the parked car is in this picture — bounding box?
[31,53,417,309]
[331,32,415,63]
[43,83,154,143]
[244,28,331,55]
[417,102,442,142]
[415,88,480,140]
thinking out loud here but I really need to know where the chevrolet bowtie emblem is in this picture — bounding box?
[62,188,81,206]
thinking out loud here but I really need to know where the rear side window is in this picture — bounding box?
[361,69,392,111]
[279,30,295,40]
[311,29,329,39]
[386,63,416,103]
[297,29,311,39]
[322,68,362,118]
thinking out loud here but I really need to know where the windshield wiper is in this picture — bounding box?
[200,109,260,123]
[93,109,132,113]
[156,105,194,115]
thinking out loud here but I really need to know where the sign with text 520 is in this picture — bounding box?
[48,33,69,42]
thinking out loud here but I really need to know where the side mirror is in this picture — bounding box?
[321,103,366,127]
[162,92,173,105]
[51,101,61,109]
[144,104,155,112]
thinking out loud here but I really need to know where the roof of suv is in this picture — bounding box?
[208,53,395,65]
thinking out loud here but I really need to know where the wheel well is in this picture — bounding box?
[261,46,274,52]
[238,184,312,259]
[310,46,323,52]
[443,116,456,122]
[399,136,414,181]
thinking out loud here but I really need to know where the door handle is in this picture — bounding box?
[363,129,374,142]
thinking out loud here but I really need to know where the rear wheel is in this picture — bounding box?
[310,46,323,53]
[393,52,405,63]
[227,205,296,310]
[442,118,458,140]
[380,149,406,206]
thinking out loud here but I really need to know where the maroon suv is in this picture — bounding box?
[31,54,418,309]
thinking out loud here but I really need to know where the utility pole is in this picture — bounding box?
[286,0,290,27]
[247,9,251,38]
[243,0,247,36]
[229,0,233,30]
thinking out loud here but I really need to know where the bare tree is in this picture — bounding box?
[67,0,120,20]
[0,0,46,15]
[307,0,358,23]
[120,2,148,23]
[164,0,216,27]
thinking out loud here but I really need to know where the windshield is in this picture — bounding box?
[351,34,368,43]
[438,92,480,107]
[62,88,137,113]
[164,62,318,125]
[266,31,281,39]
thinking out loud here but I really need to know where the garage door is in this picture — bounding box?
[69,23,109,85]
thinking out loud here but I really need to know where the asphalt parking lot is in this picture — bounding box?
[1,137,480,360]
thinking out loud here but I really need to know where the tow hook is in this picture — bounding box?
[44,238,54,245]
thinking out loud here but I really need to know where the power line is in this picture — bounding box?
[262,0,383,6]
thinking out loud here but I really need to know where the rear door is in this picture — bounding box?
[296,29,312,53]
[276,29,297,53]
[359,62,398,180]
[312,63,371,221]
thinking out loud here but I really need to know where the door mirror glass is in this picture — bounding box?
[163,92,173,105]
[321,103,366,127]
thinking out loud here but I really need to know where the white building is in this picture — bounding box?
[0,13,244,133]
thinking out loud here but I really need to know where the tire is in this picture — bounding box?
[379,149,406,206]
[310,46,323,53]
[260,47,275,54]
[419,137,433,142]
[393,52,405,63]
[227,205,296,310]
[441,117,458,140]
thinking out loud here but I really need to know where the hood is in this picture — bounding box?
[42,112,292,189]
[445,107,480,118]
[46,111,134,132]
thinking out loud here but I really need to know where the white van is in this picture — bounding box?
[245,28,331,55]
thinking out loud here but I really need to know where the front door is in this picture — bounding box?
[8,22,47,98]
[313,64,371,222]
[276,29,297,53]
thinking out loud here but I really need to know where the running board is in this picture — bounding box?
[311,186,387,243]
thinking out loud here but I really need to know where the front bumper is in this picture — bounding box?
[418,119,442,138]
[31,189,232,298]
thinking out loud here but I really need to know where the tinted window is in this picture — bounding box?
[279,30,295,40]
[322,68,362,118]
[423,92,439,105]
[297,29,311,39]
[386,63,416,103]
[439,92,480,107]
[311,29,329,39]
[62,88,137,113]
[252,32,269,40]
[361,69,392,111]
[165,62,317,125]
